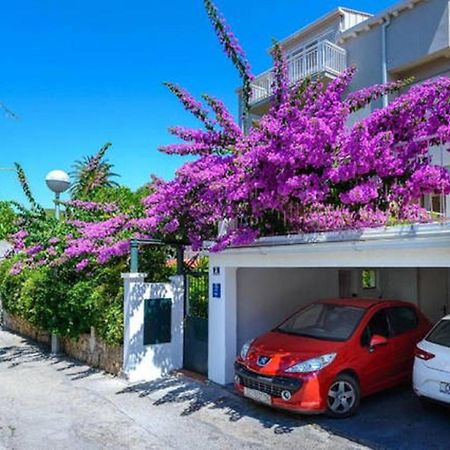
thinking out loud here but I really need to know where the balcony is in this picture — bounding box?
[249,40,347,106]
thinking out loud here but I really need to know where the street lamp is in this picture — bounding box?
[45,169,70,354]
[45,170,70,220]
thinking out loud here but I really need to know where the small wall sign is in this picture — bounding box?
[212,283,221,299]
[212,266,220,276]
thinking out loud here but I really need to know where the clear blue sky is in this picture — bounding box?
[0,0,395,207]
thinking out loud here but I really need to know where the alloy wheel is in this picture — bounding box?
[327,380,356,414]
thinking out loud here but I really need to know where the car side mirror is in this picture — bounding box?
[369,334,388,348]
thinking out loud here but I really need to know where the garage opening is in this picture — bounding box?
[236,268,450,351]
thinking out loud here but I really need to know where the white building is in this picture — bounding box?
[209,0,450,386]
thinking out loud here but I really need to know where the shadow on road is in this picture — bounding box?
[2,331,449,450]
[116,375,450,450]
[116,377,307,435]
[0,330,99,382]
[0,337,51,368]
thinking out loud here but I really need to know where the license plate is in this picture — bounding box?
[439,382,450,395]
[243,387,272,405]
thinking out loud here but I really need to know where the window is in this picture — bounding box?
[362,269,377,289]
[421,193,446,216]
[361,309,390,347]
[426,320,450,348]
[387,307,418,336]
[287,29,336,60]
[276,303,365,341]
[432,195,442,214]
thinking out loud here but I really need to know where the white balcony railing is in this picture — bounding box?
[250,40,347,105]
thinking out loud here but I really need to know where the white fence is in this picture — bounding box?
[250,40,347,105]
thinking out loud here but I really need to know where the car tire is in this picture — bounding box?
[326,373,360,418]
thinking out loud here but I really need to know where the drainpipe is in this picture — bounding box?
[381,15,392,107]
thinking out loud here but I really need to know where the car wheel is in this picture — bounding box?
[326,374,360,418]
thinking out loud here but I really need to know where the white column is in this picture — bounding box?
[208,266,237,385]
[121,272,148,381]
[169,275,185,371]
[121,273,185,382]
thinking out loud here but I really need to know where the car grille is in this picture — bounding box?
[235,362,302,398]
[240,376,285,397]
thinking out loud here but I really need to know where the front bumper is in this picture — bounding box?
[413,359,450,405]
[234,362,327,413]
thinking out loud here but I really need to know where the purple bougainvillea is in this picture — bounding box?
[8,1,450,272]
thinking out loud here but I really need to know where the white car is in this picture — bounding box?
[413,314,450,405]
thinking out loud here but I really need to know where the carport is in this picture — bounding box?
[207,222,450,385]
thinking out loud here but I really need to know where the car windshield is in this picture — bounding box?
[426,320,450,348]
[276,303,365,341]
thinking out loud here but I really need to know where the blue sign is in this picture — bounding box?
[212,283,221,299]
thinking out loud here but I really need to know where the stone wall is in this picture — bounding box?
[2,312,51,346]
[2,312,123,375]
[62,328,123,375]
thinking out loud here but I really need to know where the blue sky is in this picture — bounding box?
[0,0,395,207]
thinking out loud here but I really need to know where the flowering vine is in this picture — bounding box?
[203,0,254,115]
[6,0,450,272]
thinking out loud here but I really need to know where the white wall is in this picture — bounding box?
[236,268,339,349]
[380,268,419,303]
[418,268,449,323]
[208,228,450,385]
[337,267,449,322]
[122,274,184,383]
[235,267,449,351]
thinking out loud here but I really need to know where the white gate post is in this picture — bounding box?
[208,266,237,385]
[169,275,185,371]
[121,273,185,382]
[122,272,147,381]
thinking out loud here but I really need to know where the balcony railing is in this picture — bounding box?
[249,40,347,105]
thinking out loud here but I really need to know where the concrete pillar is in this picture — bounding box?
[122,272,147,381]
[121,273,184,382]
[208,266,237,385]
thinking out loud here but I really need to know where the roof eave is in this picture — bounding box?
[338,0,425,43]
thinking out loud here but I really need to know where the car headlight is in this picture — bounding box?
[285,353,336,373]
[240,339,254,360]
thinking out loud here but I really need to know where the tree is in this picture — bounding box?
[0,201,16,240]
[69,143,119,198]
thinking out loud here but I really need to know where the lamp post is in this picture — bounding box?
[45,169,70,354]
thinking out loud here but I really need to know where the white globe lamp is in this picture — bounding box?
[45,170,70,194]
[45,169,70,355]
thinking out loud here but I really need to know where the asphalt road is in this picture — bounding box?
[0,328,365,450]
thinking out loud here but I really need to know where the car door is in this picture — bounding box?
[386,306,420,382]
[356,308,398,395]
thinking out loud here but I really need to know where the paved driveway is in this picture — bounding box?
[0,328,364,450]
[0,328,449,450]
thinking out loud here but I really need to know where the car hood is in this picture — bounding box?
[244,331,346,374]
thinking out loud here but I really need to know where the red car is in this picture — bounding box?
[235,298,431,417]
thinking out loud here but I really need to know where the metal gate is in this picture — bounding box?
[183,271,209,375]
